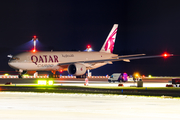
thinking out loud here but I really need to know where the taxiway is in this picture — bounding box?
[0,92,179,120]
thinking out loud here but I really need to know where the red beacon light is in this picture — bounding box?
[162,52,174,58]
[32,35,38,41]
[86,45,93,52]
[32,49,36,52]
[60,69,63,73]
[162,53,171,58]
[87,45,91,48]
[164,53,168,57]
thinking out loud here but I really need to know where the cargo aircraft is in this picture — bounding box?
[8,24,172,78]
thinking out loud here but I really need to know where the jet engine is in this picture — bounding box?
[68,63,86,76]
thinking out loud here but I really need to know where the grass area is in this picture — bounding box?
[1,85,180,98]
[83,86,180,90]
[2,84,180,90]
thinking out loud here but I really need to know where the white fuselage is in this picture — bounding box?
[8,51,118,71]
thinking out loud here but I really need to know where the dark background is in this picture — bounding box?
[0,0,180,76]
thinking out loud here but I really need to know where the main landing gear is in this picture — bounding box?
[49,71,59,78]
[17,69,27,78]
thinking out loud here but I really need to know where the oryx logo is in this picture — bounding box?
[104,28,117,53]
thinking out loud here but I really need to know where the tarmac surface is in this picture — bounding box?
[0,78,179,119]
[0,92,180,120]
[0,77,172,87]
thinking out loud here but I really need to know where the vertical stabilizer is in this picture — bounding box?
[100,24,118,53]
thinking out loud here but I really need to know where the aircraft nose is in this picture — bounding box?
[8,61,13,67]
[8,61,17,69]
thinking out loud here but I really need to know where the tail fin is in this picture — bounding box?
[100,24,118,53]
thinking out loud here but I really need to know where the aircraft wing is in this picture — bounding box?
[57,54,173,66]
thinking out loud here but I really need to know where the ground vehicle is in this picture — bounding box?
[108,73,128,83]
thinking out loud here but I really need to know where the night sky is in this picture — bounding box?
[1,0,180,76]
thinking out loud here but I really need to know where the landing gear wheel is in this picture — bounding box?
[18,75,22,78]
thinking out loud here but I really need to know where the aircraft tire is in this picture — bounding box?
[18,75,22,78]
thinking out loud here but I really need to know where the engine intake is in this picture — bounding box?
[68,63,86,76]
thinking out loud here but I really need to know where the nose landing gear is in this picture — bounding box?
[17,69,27,78]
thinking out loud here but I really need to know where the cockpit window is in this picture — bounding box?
[10,57,20,61]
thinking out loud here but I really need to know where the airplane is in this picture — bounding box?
[8,24,172,78]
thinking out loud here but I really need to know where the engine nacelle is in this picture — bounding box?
[68,63,86,76]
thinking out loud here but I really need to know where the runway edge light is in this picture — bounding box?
[37,80,47,85]
[48,80,54,85]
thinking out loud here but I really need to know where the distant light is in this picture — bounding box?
[60,69,63,73]
[135,74,139,77]
[4,73,9,76]
[148,75,152,78]
[33,35,37,39]
[142,75,145,78]
[133,72,140,78]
